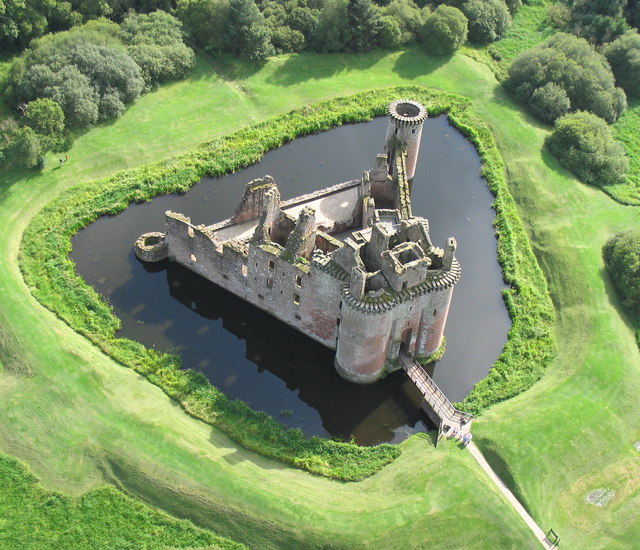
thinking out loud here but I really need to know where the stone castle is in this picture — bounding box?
[135,99,460,384]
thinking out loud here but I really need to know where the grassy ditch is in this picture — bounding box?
[19,86,555,479]
[0,452,244,550]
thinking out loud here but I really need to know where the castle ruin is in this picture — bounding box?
[135,99,460,384]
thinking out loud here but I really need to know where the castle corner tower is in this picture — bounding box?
[384,99,428,180]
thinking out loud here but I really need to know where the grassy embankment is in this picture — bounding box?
[2,35,640,550]
[0,453,244,550]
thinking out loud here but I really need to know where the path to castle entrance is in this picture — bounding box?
[466,442,556,549]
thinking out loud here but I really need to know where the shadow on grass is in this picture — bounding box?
[266,50,389,87]
[474,438,531,515]
[196,51,266,82]
[391,48,450,81]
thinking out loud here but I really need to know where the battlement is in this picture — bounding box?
[135,100,459,384]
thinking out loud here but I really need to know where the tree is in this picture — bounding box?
[225,0,274,60]
[11,127,43,168]
[176,0,229,52]
[23,98,65,137]
[506,33,627,123]
[312,0,351,52]
[603,229,640,314]
[287,6,319,41]
[604,31,640,98]
[545,111,628,188]
[346,0,382,52]
[460,0,510,44]
[384,0,424,43]
[119,11,194,85]
[378,15,402,48]
[527,82,570,125]
[420,5,467,56]
[270,26,306,52]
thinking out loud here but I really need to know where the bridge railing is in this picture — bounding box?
[399,353,473,426]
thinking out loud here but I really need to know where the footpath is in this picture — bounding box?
[466,442,557,549]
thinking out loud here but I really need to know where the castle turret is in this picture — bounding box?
[384,99,427,180]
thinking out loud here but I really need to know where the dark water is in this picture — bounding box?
[70,116,510,445]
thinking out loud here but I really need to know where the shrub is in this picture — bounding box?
[603,229,640,314]
[526,82,570,125]
[460,0,511,44]
[506,33,627,123]
[23,98,65,138]
[604,31,640,98]
[119,11,195,86]
[420,5,468,56]
[545,111,629,187]
[11,127,43,169]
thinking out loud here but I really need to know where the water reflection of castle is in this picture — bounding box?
[136,100,460,383]
[163,261,429,444]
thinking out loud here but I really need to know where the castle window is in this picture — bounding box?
[412,129,416,134]
[241,265,248,277]
[402,281,407,291]
[295,275,302,287]
[190,254,197,263]
[258,294,264,300]
[222,274,228,280]
[293,294,300,305]
[268,260,275,269]
[266,278,273,289]
[336,318,341,327]
[433,309,437,316]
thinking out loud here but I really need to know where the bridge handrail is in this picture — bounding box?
[400,354,473,424]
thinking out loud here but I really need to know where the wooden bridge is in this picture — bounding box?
[399,352,473,441]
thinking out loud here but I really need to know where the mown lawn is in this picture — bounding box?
[1,44,639,548]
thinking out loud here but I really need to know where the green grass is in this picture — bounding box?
[1,46,639,548]
[0,453,244,550]
[610,99,640,204]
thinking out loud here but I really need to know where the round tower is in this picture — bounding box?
[384,99,428,180]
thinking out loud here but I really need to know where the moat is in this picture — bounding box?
[71,116,510,445]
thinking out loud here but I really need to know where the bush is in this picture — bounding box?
[545,111,629,187]
[11,127,43,169]
[604,31,640,98]
[23,98,65,138]
[119,11,195,86]
[506,33,627,123]
[421,5,468,56]
[603,229,640,314]
[527,82,570,124]
[460,0,511,44]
